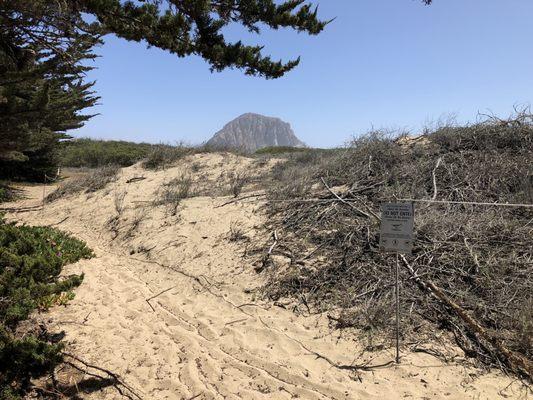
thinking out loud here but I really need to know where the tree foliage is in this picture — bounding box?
[3,0,329,83]
[0,1,100,180]
[1,0,328,179]
[81,0,329,78]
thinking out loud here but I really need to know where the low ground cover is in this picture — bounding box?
[0,217,93,399]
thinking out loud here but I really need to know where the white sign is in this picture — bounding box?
[379,202,414,255]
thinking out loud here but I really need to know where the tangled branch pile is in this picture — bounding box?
[261,112,533,378]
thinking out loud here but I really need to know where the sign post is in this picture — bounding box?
[379,202,414,364]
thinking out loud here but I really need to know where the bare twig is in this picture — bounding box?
[145,286,176,312]
[215,193,265,208]
[62,353,142,400]
[126,176,146,184]
[320,177,374,220]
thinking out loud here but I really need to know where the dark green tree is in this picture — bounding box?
[3,0,329,82]
[1,0,328,179]
[0,1,100,180]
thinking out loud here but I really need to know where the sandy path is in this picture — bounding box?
[4,154,528,400]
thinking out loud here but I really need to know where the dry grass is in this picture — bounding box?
[113,190,126,216]
[228,171,248,198]
[153,174,194,216]
[125,207,148,238]
[227,222,249,242]
[45,165,120,202]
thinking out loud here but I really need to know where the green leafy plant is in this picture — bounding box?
[0,216,93,398]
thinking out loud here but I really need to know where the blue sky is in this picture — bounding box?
[75,0,533,148]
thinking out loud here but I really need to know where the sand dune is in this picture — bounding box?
[5,153,527,400]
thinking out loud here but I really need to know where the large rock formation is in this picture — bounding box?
[206,113,305,152]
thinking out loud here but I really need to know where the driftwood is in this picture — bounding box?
[0,205,43,213]
[430,157,442,201]
[400,255,532,380]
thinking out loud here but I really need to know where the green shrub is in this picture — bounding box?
[58,138,153,168]
[0,217,93,398]
[255,146,308,155]
[142,144,191,170]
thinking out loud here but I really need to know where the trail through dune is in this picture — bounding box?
[4,154,527,400]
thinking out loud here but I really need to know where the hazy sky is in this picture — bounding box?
[74,0,533,148]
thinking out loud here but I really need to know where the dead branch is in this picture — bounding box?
[320,177,374,220]
[400,255,532,380]
[62,353,142,400]
[126,176,146,184]
[431,157,442,200]
[463,237,481,274]
[0,205,43,213]
[215,193,265,208]
[46,216,69,227]
[258,122,533,378]
[145,286,176,312]
[256,230,278,272]
[268,230,278,255]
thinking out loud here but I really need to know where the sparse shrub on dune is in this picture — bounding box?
[45,165,120,202]
[106,189,127,238]
[127,207,148,236]
[227,222,249,242]
[228,172,249,198]
[191,162,202,173]
[113,190,126,216]
[153,174,194,216]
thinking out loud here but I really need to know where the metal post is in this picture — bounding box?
[395,253,400,364]
[42,174,46,209]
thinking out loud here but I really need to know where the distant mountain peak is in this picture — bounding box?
[206,113,305,152]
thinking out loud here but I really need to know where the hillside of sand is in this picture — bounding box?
[3,153,528,400]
